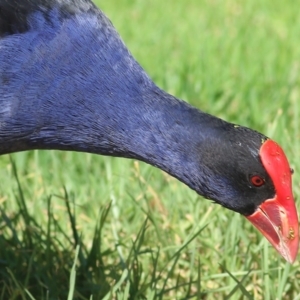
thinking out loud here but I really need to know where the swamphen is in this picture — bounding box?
[0,0,298,263]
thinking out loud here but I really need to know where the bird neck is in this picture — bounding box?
[0,75,221,194]
[0,8,228,196]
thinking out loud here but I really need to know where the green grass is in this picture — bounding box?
[1,0,300,298]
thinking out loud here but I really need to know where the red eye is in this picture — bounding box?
[251,175,265,187]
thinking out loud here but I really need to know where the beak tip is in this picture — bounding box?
[287,239,299,264]
[272,228,299,264]
[283,248,298,264]
[246,208,299,264]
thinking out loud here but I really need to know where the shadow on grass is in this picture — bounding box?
[0,159,206,299]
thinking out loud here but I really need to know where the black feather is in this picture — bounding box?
[0,0,97,35]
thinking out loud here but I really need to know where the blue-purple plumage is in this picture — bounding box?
[0,0,276,215]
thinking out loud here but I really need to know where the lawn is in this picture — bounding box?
[0,0,300,299]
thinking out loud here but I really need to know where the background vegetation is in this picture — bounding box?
[0,0,300,298]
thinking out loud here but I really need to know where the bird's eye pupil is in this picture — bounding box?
[251,175,265,187]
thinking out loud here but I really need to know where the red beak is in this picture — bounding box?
[246,139,299,263]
